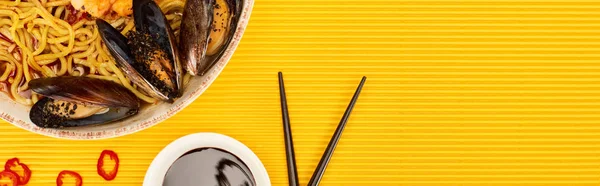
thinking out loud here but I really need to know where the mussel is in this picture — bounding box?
[97,0,183,102]
[179,0,243,76]
[28,76,140,129]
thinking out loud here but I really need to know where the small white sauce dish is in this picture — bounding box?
[143,132,271,186]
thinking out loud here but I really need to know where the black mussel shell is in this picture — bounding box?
[29,97,138,128]
[180,0,243,76]
[97,0,183,102]
[203,0,243,75]
[208,0,243,55]
[178,0,214,76]
[97,19,173,102]
[29,76,139,108]
[133,0,181,62]
[28,76,140,128]
[132,0,183,99]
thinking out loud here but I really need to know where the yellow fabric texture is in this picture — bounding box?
[2,0,600,185]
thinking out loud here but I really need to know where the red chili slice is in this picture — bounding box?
[4,158,31,185]
[56,170,82,186]
[0,170,19,186]
[65,5,78,25]
[97,150,119,181]
[64,5,90,25]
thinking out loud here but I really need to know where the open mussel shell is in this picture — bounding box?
[28,76,140,129]
[180,0,243,76]
[97,0,182,102]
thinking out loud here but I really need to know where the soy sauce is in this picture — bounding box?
[162,147,256,186]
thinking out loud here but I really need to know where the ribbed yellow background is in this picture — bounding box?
[4,0,600,185]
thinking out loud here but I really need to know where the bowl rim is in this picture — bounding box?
[142,132,271,186]
[0,0,255,140]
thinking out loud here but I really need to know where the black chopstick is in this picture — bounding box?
[307,76,367,186]
[278,72,299,186]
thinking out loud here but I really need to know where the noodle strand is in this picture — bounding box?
[1,0,186,108]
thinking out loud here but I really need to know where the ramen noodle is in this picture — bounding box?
[0,0,189,106]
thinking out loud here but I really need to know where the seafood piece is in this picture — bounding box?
[111,0,133,17]
[71,0,113,18]
[28,76,140,128]
[179,0,243,76]
[97,0,183,102]
[71,0,153,17]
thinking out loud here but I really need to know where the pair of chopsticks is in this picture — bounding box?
[278,72,367,186]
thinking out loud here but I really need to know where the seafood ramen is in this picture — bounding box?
[0,0,242,128]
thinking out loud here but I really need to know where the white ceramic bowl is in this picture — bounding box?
[143,132,271,186]
[0,0,254,140]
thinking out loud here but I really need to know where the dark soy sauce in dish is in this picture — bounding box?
[162,147,256,186]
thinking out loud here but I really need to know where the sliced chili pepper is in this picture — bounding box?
[0,170,19,186]
[97,150,119,181]
[56,170,82,186]
[81,12,91,21]
[65,5,81,25]
[64,5,90,25]
[4,158,31,185]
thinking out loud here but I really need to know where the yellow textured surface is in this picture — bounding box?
[4,0,600,185]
